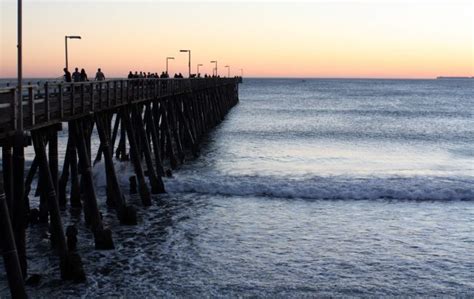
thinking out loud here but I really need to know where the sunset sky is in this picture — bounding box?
[1,0,473,78]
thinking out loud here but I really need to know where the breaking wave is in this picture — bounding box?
[164,173,474,201]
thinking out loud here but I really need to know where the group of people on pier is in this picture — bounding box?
[127,71,185,79]
[62,67,226,84]
[63,67,106,83]
[126,71,222,79]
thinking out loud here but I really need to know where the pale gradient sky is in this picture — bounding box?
[1,0,473,78]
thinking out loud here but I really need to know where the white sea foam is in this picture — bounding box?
[164,173,474,201]
[88,158,474,201]
[92,160,137,196]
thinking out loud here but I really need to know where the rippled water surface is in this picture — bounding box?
[1,78,473,297]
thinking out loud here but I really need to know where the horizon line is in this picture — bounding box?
[1,76,473,80]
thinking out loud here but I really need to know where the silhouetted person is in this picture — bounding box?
[128,71,134,79]
[160,72,167,90]
[64,68,72,82]
[72,67,81,82]
[95,68,105,81]
[178,73,183,78]
[80,68,88,81]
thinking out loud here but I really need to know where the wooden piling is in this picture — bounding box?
[178,97,198,156]
[132,105,165,194]
[168,100,185,164]
[32,130,86,281]
[0,179,27,299]
[159,100,178,169]
[58,140,71,207]
[2,146,14,217]
[155,103,167,163]
[71,120,114,249]
[120,107,151,206]
[95,113,137,225]
[116,117,127,161]
[110,113,121,158]
[68,124,82,208]
[145,103,165,177]
[48,126,60,208]
[38,165,49,224]
[23,157,38,215]
[12,133,27,278]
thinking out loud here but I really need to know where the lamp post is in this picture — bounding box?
[17,0,23,132]
[179,49,191,77]
[240,68,243,77]
[65,35,81,70]
[210,60,217,76]
[166,57,174,75]
[224,65,230,77]
[197,64,203,76]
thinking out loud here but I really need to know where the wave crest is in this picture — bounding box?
[164,174,474,201]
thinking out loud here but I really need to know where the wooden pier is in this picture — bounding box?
[0,77,241,297]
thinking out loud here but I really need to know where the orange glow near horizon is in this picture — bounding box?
[0,1,472,78]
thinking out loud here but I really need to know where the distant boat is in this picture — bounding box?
[436,76,472,79]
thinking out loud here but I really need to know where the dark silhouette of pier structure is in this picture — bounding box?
[0,77,241,297]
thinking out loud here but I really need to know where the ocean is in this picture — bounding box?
[1,78,473,297]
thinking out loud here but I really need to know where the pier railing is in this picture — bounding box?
[0,77,240,138]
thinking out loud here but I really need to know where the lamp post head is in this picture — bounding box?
[167,57,175,60]
[180,49,190,53]
[198,64,203,66]
[210,60,217,63]
[67,35,82,39]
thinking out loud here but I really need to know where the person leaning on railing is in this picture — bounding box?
[80,69,88,82]
[95,68,105,81]
[63,68,72,83]
[72,68,81,82]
